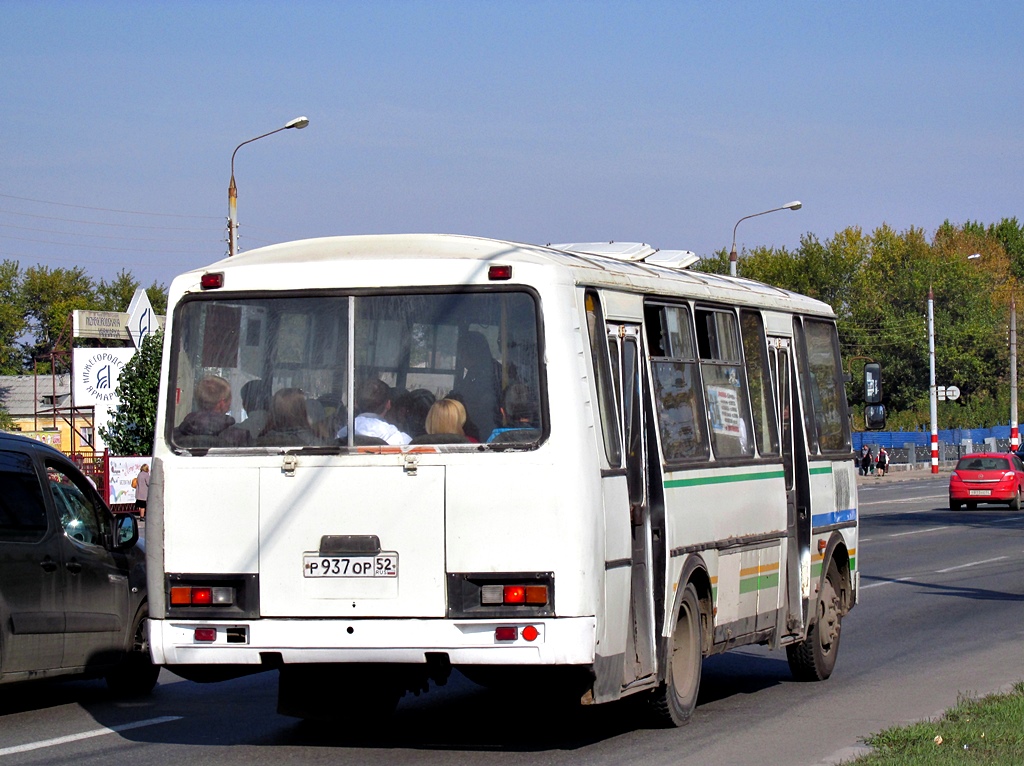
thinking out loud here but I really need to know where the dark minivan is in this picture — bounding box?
[0,432,158,694]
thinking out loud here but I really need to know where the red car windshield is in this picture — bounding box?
[955,457,1010,471]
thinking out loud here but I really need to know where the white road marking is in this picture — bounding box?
[859,494,947,507]
[888,526,950,537]
[862,556,1015,589]
[936,556,1008,573]
[0,716,182,757]
[861,576,914,590]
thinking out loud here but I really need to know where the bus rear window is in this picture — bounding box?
[167,291,543,450]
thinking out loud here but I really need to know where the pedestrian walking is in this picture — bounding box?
[876,446,889,477]
[133,463,150,520]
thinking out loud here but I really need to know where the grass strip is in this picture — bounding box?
[849,682,1024,764]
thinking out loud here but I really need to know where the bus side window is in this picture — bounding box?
[740,310,780,457]
[695,307,754,460]
[647,303,709,462]
[795,318,851,454]
[585,291,622,466]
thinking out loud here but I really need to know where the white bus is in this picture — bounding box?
[147,234,865,726]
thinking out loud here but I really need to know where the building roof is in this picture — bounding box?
[0,375,72,418]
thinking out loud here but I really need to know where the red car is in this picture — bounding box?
[949,452,1024,511]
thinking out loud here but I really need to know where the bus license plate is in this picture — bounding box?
[969,489,991,496]
[303,553,399,578]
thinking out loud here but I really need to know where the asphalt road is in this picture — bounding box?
[2,474,1023,766]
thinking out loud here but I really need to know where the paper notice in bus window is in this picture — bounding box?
[708,385,741,436]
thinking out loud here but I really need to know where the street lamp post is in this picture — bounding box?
[228,116,310,257]
[729,201,803,277]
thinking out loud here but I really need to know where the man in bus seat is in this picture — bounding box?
[451,331,502,442]
[238,378,271,437]
[173,375,251,446]
[487,382,540,442]
[336,378,412,445]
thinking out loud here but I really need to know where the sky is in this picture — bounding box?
[2,1,1023,291]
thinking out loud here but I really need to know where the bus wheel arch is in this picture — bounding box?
[649,557,711,727]
[787,536,849,682]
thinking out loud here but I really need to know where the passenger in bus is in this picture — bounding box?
[420,398,473,443]
[451,331,502,442]
[337,378,411,445]
[173,375,251,446]
[487,382,540,442]
[258,388,320,446]
[238,378,271,437]
[391,388,436,439]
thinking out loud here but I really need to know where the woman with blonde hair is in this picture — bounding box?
[425,398,474,441]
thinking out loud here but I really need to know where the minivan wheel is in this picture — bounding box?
[106,607,160,697]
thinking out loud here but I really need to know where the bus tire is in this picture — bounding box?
[648,583,702,727]
[787,562,842,681]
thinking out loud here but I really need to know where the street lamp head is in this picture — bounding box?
[783,200,802,211]
[285,116,310,130]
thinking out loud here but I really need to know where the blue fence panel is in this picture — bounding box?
[852,426,1012,450]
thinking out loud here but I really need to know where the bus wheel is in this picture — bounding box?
[649,583,702,727]
[787,563,842,681]
[278,664,401,726]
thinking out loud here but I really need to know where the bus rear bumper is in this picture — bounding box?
[149,616,597,666]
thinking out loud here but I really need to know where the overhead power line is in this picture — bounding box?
[0,192,220,220]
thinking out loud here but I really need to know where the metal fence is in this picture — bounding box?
[853,426,1014,469]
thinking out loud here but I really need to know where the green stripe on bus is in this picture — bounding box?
[809,466,833,475]
[811,562,823,578]
[739,573,780,594]
[664,469,785,489]
[850,556,856,571]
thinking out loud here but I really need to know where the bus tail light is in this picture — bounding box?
[488,265,512,281]
[447,572,554,618]
[494,625,540,642]
[479,583,549,606]
[194,628,217,642]
[200,272,224,290]
[170,585,236,606]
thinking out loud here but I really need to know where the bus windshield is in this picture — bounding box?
[167,290,543,450]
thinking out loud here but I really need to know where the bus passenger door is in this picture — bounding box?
[609,324,656,685]
[771,339,811,636]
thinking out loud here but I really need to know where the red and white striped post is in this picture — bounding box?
[1011,293,1018,451]
[928,286,939,473]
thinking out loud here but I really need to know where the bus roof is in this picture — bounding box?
[170,233,835,318]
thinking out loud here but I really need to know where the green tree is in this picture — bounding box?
[0,260,26,374]
[0,402,14,430]
[99,330,164,455]
[95,269,141,312]
[21,265,96,370]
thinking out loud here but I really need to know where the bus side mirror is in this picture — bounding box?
[865,404,886,431]
[864,363,882,404]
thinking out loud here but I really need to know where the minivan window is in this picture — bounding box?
[46,462,108,546]
[0,450,48,542]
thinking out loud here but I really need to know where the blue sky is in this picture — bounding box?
[2,1,1023,289]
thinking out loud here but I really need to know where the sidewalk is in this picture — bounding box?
[855,464,951,485]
